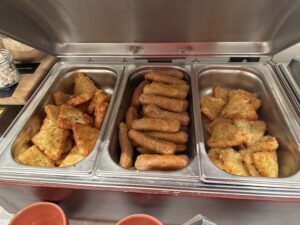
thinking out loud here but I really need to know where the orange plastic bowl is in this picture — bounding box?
[9,202,68,225]
[116,214,163,225]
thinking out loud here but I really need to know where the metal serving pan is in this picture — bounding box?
[0,62,124,177]
[194,63,300,187]
[95,64,200,181]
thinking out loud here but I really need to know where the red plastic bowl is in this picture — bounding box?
[9,202,68,225]
[116,214,163,225]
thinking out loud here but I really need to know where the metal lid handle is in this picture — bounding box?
[182,214,216,225]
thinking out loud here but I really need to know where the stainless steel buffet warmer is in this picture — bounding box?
[1,1,300,225]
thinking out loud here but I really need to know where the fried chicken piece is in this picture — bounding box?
[17,145,55,167]
[200,96,226,120]
[242,151,261,176]
[207,120,245,148]
[126,106,138,130]
[207,117,231,134]
[219,148,249,176]
[132,118,180,133]
[208,148,225,170]
[72,123,99,156]
[44,104,61,122]
[59,146,85,167]
[233,119,266,146]
[119,122,133,169]
[32,118,71,160]
[68,92,94,107]
[139,94,188,113]
[94,101,109,129]
[145,72,187,85]
[131,80,150,107]
[214,86,229,102]
[146,131,188,144]
[247,136,279,152]
[221,94,258,121]
[143,104,190,126]
[135,154,189,171]
[58,104,94,130]
[253,151,278,178]
[128,129,176,155]
[87,89,109,114]
[230,89,261,110]
[143,82,189,100]
[74,73,98,96]
[53,91,72,106]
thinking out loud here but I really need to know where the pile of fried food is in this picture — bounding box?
[119,69,190,170]
[16,73,110,167]
[200,87,279,178]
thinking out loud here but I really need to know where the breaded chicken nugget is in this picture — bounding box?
[132,118,180,133]
[17,145,55,167]
[72,123,99,156]
[87,89,109,114]
[32,118,71,160]
[221,96,258,121]
[233,119,266,146]
[68,92,94,107]
[143,104,190,126]
[131,80,150,106]
[145,72,187,85]
[242,150,261,177]
[58,104,94,129]
[214,86,229,102]
[248,136,279,152]
[253,151,278,178]
[53,91,72,106]
[94,101,109,129]
[135,154,189,170]
[229,89,261,110]
[208,120,245,148]
[143,82,189,100]
[59,146,85,167]
[208,148,226,170]
[200,96,226,120]
[219,148,249,176]
[207,117,231,134]
[139,94,188,113]
[74,73,98,96]
[44,104,61,122]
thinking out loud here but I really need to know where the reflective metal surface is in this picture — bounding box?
[194,63,300,187]
[276,59,300,117]
[96,64,200,181]
[2,184,300,225]
[1,1,300,56]
[0,62,124,177]
[0,105,22,140]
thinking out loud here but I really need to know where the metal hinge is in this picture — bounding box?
[229,57,260,62]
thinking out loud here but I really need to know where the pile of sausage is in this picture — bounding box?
[119,69,190,170]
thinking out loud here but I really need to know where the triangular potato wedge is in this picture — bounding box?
[58,104,94,129]
[72,123,99,156]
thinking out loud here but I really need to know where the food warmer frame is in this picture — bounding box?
[1,1,300,225]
